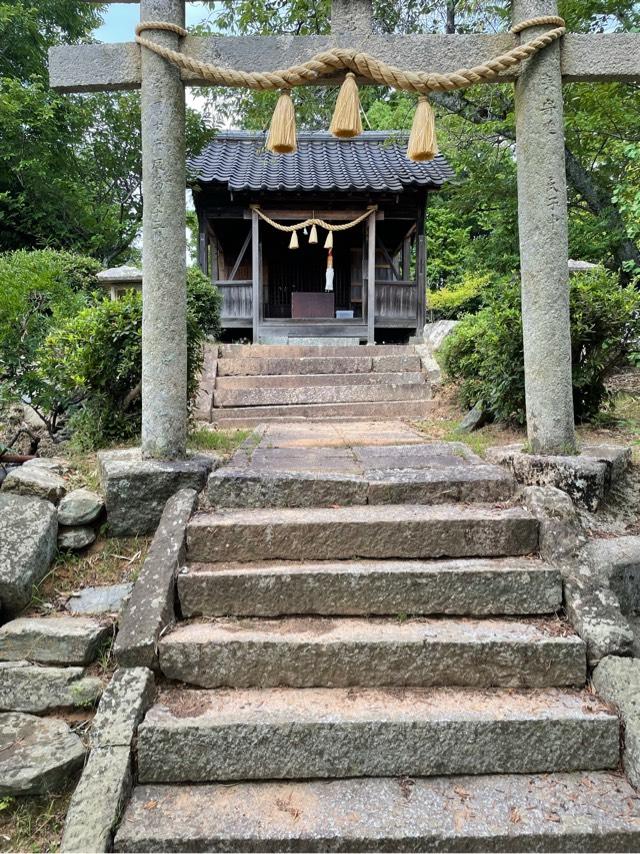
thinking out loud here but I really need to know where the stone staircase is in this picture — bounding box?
[114,433,639,852]
[204,344,434,426]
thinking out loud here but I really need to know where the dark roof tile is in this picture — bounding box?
[189,130,454,193]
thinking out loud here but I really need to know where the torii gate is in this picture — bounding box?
[50,0,640,461]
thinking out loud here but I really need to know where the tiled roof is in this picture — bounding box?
[189,131,454,193]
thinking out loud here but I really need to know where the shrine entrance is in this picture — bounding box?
[49,0,640,457]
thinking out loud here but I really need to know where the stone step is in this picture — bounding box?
[207,463,514,509]
[158,617,585,689]
[220,344,415,359]
[213,380,431,409]
[215,371,426,390]
[178,558,562,618]
[136,687,618,784]
[217,354,422,376]
[209,399,436,425]
[115,771,640,852]
[186,505,539,563]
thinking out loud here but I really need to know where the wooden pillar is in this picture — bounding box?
[513,0,576,454]
[367,210,376,344]
[416,203,427,333]
[252,209,260,343]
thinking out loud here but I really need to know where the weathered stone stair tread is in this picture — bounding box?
[114,772,640,853]
[211,399,436,424]
[217,354,421,376]
[208,463,514,508]
[158,617,585,688]
[186,504,538,563]
[136,686,617,783]
[215,371,426,389]
[178,558,562,618]
[220,344,415,359]
[214,381,432,408]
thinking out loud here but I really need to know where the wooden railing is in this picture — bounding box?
[375,280,418,322]
[217,280,252,323]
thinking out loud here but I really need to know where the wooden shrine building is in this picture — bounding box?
[191,131,453,343]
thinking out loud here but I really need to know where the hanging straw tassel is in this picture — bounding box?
[289,230,299,249]
[324,230,333,249]
[266,90,297,154]
[309,224,318,244]
[407,96,438,162]
[330,73,363,139]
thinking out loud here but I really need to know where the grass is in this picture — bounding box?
[187,427,251,454]
[0,789,73,854]
[30,535,150,612]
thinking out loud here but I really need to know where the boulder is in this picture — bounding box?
[58,488,104,526]
[0,617,110,666]
[2,464,67,504]
[0,712,85,796]
[422,320,459,351]
[0,494,57,617]
[58,525,97,551]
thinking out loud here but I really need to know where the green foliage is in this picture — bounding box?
[441,270,640,424]
[428,272,494,319]
[37,269,222,449]
[0,249,101,426]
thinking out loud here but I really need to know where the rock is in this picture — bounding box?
[593,656,640,788]
[58,525,97,551]
[0,712,85,796]
[2,464,67,504]
[564,575,634,665]
[422,320,459,350]
[0,661,103,713]
[23,457,70,476]
[486,444,631,512]
[58,488,104,526]
[61,745,132,853]
[61,667,154,853]
[66,584,134,616]
[522,486,586,565]
[457,402,489,433]
[115,490,198,668]
[588,535,640,612]
[0,494,57,617]
[0,617,111,666]
[98,448,216,536]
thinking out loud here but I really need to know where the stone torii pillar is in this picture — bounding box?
[513,0,575,454]
[140,0,187,460]
[53,1,640,458]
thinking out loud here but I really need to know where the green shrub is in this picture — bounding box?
[428,272,495,320]
[38,269,222,449]
[440,270,640,424]
[0,249,101,428]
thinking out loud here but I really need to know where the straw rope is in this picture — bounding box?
[251,206,375,233]
[135,16,565,94]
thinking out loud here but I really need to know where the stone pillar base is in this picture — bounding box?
[98,448,219,537]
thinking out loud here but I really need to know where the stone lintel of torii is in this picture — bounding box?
[52,0,640,459]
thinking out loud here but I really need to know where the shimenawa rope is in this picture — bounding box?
[134,16,565,159]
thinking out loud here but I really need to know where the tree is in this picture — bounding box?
[0,1,213,264]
